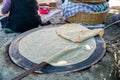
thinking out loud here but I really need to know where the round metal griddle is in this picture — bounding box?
[9,27,106,73]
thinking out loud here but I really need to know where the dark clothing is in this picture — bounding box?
[62,0,65,3]
[1,0,42,32]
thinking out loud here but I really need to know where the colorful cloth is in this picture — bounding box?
[60,2,109,19]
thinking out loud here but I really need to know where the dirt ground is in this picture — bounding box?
[0,0,120,80]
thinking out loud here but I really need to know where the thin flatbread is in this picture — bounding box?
[56,24,104,43]
[18,27,96,66]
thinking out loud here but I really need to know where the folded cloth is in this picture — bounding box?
[112,14,120,21]
[60,2,109,19]
[112,14,120,26]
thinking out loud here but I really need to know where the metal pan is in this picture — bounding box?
[9,26,106,74]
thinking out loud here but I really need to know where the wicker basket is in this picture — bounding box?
[69,0,106,4]
[66,9,109,25]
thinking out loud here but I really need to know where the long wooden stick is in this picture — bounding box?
[11,62,48,80]
[11,43,80,80]
[104,20,120,29]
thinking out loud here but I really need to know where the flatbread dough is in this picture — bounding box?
[56,24,104,43]
[18,26,96,66]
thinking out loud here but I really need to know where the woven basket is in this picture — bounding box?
[69,0,106,4]
[66,9,109,25]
